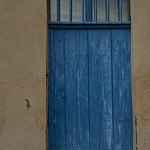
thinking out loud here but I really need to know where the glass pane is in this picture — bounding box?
[60,0,69,22]
[97,0,107,22]
[109,0,119,22]
[122,0,130,21]
[50,0,57,21]
[72,0,82,22]
[84,0,86,21]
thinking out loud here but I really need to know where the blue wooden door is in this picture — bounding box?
[49,29,133,150]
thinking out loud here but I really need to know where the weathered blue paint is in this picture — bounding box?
[112,29,133,149]
[88,30,113,149]
[54,30,66,149]
[49,28,133,150]
[49,29,55,149]
[65,30,90,149]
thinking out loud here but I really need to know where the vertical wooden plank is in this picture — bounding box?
[88,30,113,150]
[112,29,133,150]
[100,30,113,150]
[53,30,66,150]
[65,30,79,150]
[88,30,101,150]
[124,30,133,150]
[65,30,89,150]
[49,29,55,149]
[78,30,89,150]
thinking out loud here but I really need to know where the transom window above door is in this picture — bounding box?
[48,0,131,24]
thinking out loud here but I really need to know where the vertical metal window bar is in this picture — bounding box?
[57,0,60,22]
[82,0,84,22]
[48,0,131,24]
[69,0,72,22]
[119,0,122,22]
[95,0,97,22]
[107,0,109,22]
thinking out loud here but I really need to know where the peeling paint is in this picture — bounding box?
[26,99,31,110]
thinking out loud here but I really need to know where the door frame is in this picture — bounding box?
[47,0,135,149]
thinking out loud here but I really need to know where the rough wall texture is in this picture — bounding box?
[0,0,47,149]
[133,0,150,149]
[0,0,150,149]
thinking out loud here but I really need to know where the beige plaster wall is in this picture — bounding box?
[0,0,150,149]
[0,0,47,149]
[133,0,150,149]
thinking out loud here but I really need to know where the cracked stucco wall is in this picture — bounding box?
[0,0,150,150]
[133,0,150,149]
[0,0,47,149]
